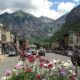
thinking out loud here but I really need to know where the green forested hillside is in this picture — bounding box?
[49,20,80,42]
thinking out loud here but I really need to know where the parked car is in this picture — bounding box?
[8,46,19,56]
[25,45,37,55]
[71,50,80,65]
[68,50,73,57]
[38,48,46,56]
[25,48,36,55]
[8,51,16,56]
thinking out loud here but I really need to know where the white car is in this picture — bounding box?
[25,48,36,55]
[68,50,73,56]
[8,51,17,56]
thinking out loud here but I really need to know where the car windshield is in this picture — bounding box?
[40,49,46,52]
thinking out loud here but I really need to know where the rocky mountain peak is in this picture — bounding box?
[39,16,54,23]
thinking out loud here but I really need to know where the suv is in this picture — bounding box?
[38,48,46,56]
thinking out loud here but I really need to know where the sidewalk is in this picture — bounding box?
[0,55,7,62]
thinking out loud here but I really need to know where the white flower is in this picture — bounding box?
[63,62,70,66]
[52,60,57,63]
[43,63,48,67]
[1,76,9,80]
[61,61,65,64]
[12,69,17,72]
[62,60,72,68]
[33,61,37,66]
[17,61,23,66]
[49,61,53,64]
[67,60,73,65]
[69,70,76,75]
[1,76,6,80]
[52,66,55,70]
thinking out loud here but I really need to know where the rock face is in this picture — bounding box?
[39,16,54,23]
[66,5,80,23]
[39,15,66,34]
[64,4,80,32]
[0,11,48,41]
[0,10,66,42]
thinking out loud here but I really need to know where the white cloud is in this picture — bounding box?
[58,2,76,14]
[54,1,59,5]
[74,0,80,2]
[28,0,60,19]
[0,8,13,14]
[0,0,76,20]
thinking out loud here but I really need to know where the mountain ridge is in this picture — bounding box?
[0,10,66,42]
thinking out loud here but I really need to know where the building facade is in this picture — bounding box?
[68,32,80,49]
[0,24,15,54]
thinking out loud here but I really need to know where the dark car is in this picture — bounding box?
[71,50,80,65]
[38,48,46,56]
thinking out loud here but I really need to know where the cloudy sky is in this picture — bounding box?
[0,0,80,19]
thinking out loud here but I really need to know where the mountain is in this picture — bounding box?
[66,5,80,23]
[0,10,66,42]
[0,10,50,42]
[39,16,54,23]
[39,15,66,35]
[55,14,66,24]
[49,5,80,42]
[44,14,67,35]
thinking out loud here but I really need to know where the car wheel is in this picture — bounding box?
[43,53,45,56]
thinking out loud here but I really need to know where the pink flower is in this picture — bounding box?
[4,70,11,76]
[47,63,53,69]
[59,67,66,76]
[20,50,26,58]
[69,75,77,80]
[39,63,44,68]
[36,74,41,79]
[15,64,22,69]
[43,63,48,68]
[42,79,46,80]
[39,57,45,63]
[27,55,35,62]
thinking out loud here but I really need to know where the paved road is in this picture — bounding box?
[0,56,19,78]
[0,53,70,78]
[46,53,70,61]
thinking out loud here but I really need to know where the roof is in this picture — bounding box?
[28,45,37,48]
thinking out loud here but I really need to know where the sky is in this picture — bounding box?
[0,0,80,20]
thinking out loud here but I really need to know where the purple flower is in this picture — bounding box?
[59,71,66,76]
[59,68,66,76]
[4,70,11,76]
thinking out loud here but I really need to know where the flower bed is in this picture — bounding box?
[1,54,80,80]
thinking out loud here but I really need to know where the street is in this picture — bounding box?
[0,53,70,78]
[0,56,19,78]
[46,53,70,61]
